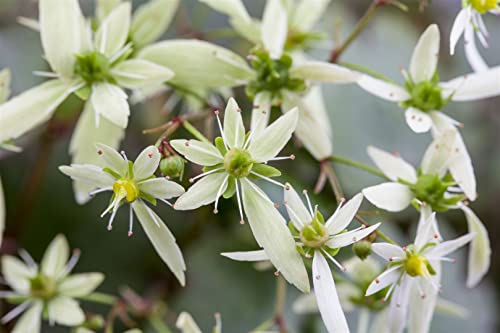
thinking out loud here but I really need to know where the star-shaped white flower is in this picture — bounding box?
[59,144,187,285]
[450,0,499,72]
[222,186,380,333]
[0,235,104,333]
[365,212,474,333]
[357,24,500,134]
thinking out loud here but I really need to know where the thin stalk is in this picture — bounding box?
[183,120,211,143]
[81,292,117,306]
[149,316,173,333]
[330,155,388,180]
[274,275,288,333]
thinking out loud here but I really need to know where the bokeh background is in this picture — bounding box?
[0,0,499,332]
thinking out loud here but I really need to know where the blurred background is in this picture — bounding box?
[0,0,499,332]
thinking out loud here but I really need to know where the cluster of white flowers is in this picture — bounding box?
[0,0,499,332]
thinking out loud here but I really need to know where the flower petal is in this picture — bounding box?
[48,296,85,326]
[0,68,11,103]
[367,146,417,183]
[247,107,299,163]
[0,178,4,246]
[464,24,489,73]
[365,265,402,296]
[409,24,440,83]
[326,223,380,248]
[39,0,84,77]
[450,8,469,55]
[12,301,42,333]
[59,164,116,189]
[174,172,227,210]
[133,145,161,180]
[95,143,128,176]
[461,205,491,288]
[241,178,310,292]
[414,211,436,249]
[420,129,457,177]
[223,97,246,149]
[2,255,34,294]
[426,233,474,258]
[388,275,412,333]
[444,66,500,101]
[408,264,440,333]
[112,59,174,89]
[95,0,121,23]
[283,184,312,229]
[138,178,185,199]
[41,234,69,277]
[250,91,272,137]
[138,40,254,88]
[132,200,186,285]
[290,61,360,82]
[312,251,350,333]
[357,74,410,102]
[0,79,79,143]
[405,107,433,133]
[131,0,179,47]
[221,250,269,261]
[95,2,131,57]
[199,0,251,23]
[176,312,202,333]
[91,83,130,128]
[58,273,105,297]
[170,139,223,166]
[372,243,406,261]
[261,0,287,58]
[326,192,364,234]
[290,0,331,31]
[362,182,413,212]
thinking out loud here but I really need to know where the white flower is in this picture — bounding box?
[0,235,104,333]
[365,212,474,333]
[170,97,309,292]
[357,24,500,134]
[176,312,222,333]
[0,0,176,203]
[59,144,187,285]
[450,0,499,72]
[222,186,380,333]
[362,133,491,287]
[0,177,4,247]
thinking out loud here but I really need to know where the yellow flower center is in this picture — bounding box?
[113,179,139,203]
[469,0,497,13]
[404,254,429,277]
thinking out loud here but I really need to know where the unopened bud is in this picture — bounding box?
[160,155,185,179]
[353,240,372,260]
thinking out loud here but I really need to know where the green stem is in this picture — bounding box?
[80,292,117,306]
[183,120,211,143]
[330,155,388,180]
[149,316,173,333]
[338,61,397,84]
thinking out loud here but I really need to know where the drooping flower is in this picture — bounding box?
[59,145,187,285]
[0,0,176,203]
[361,131,491,287]
[176,311,222,333]
[170,97,309,292]
[357,24,500,134]
[222,186,380,333]
[450,0,499,72]
[0,235,104,333]
[365,212,474,333]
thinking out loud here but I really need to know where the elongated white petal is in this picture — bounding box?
[247,108,299,163]
[290,0,331,31]
[95,2,131,57]
[241,178,310,292]
[461,205,491,288]
[132,200,186,285]
[139,178,184,200]
[362,182,413,212]
[112,59,174,89]
[464,24,489,73]
[414,211,436,250]
[223,97,246,149]
[426,233,474,258]
[41,234,69,277]
[176,312,202,333]
[0,79,78,142]
[133,146,161,180]
[357,75,410,102]
[170,139,223,166]
[367,146,417,183]
[326,193,363,234]
[174,172,227,210]
[221,250,269,261]
[58,273,105,297]
[421,129,456,177]
[131,0,179,47]
[410,24,440,83]
[48,296,85,326]
[59,165,116,189]
[365,265,402,296]
[290,61,360,82]
[95,143,128,176]
[0,68,11,103]
[284,185,312,229]
[326,223,380,249]
[405,107,433,133]
[91,83,130,128]
[12,302,42,333]
[372,243,406,261]
[1,256,34,294]
[450,8,469,55]
[0,178,4,246]
[95,0,122,23]
[39,0,84,77]
[261,0,287,58]
[435,298,469,319]
[251,91,272,137]
[388,275,412,333]
[312,251,350,333]
[138,40,254,88]
[444,66,500,101]
[199,0,251,23]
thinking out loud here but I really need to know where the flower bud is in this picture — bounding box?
[353,240,372,260]
[160,155,185,179]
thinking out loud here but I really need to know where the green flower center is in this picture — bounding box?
[224,148,253,178]
[75,51,115,86]
[467,0,498,13]
[245,49,306,99]
[30,274,57,300]
[113,179,139,203]
[402,79,446,112]
[406,173,462,212]
[300,215,329,249]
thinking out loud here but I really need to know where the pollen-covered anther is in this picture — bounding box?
[107,225,113,231]
[285,184,290,190]
[213,109,220,115]
[274,202,279,208]
[188,178,194,183]
[239,220,245,225]
[274,271,280,277]
[128,231,133,237]
[213,209,219,214]
[290,154,295,160]
[402,246,407,252]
